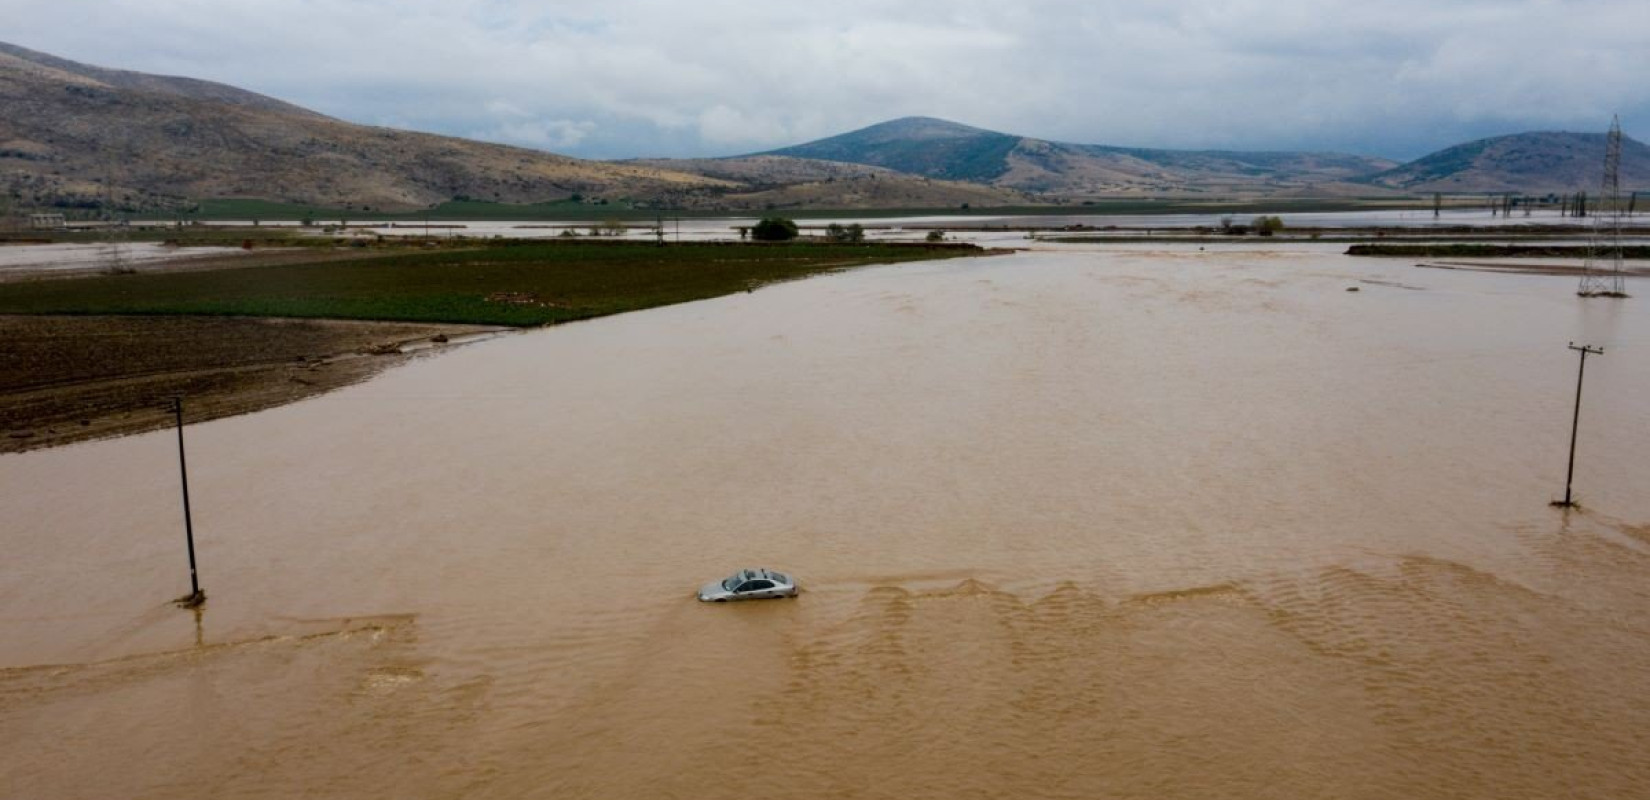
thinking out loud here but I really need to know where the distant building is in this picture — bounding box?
[29,213,67,230]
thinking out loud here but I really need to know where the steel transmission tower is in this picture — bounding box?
[1579,116,1629,297]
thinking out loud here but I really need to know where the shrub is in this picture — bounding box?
[825,222,865,243]
[1252,215,1284,236]
[751,217,799,241]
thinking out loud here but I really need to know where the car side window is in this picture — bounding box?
[742,580,774,592]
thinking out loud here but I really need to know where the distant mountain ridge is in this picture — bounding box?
[1365,131,1650,193]
[760,116,1650,197]
[764,117,1400,196]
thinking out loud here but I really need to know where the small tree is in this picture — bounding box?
[925,230,946,242]
[825,222,865,243]
[751,216,799,241]
[1251,215,1284,237]
[599,219,626,237]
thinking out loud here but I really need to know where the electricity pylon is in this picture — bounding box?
[1579,116,1628,297]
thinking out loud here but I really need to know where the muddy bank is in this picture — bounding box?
[0,315,501,452]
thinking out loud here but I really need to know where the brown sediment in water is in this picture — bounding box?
[2,245,1649,798]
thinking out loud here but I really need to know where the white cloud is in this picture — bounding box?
[2,0,1647,159]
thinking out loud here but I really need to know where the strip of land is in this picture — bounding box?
[0,240,985,451]
[0,316,495,452]
[1346,243,1650,259]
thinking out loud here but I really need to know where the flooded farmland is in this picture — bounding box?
[3,242,1649,799]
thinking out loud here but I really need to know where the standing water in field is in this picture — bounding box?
[3,243,1649,799]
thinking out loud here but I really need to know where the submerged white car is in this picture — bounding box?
[698,568,799,602]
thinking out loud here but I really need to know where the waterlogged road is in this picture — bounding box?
[3,243,1649,799]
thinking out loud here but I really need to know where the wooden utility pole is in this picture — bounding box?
[171,397,206,607]
[1552,343,1604,508]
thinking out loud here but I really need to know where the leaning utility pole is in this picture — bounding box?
[1580,116,1628,297]
[1552,343,1605,508]
[170,397,206,607]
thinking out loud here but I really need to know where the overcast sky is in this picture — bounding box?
[6,0,1648,160]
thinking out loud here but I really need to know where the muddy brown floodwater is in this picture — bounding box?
[3,243,1649,799]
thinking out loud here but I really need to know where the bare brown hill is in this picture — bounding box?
[0,43,728,213]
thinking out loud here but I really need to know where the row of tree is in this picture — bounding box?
[749,218,868,242]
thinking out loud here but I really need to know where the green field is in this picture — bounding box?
[0,241,982,326]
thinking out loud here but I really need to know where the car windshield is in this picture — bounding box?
[721,570,752,591]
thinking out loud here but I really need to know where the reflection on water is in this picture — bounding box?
[3,244,1648,799]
